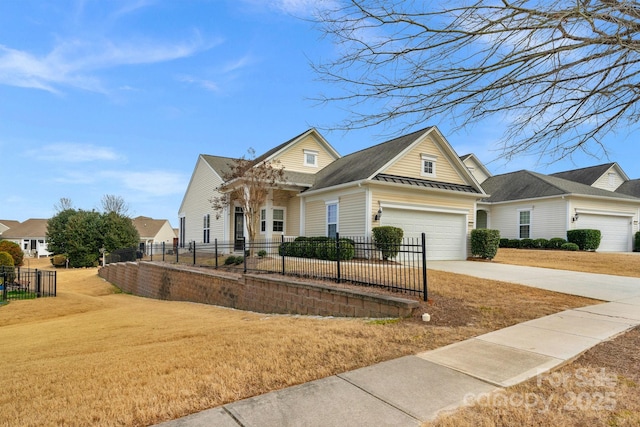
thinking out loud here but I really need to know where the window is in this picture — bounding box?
[327,203,338,238]
[421,154,437,177]
[519,210,531,239]
[608,172,617,188]
[304,149,318,167]
[260,209,267,233]
[203,214,210,243]
[273,209,284,232]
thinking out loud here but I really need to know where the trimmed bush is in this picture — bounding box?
[547,237,567,249]
[470,229,500,260]
[567,229,601,251]
[315,239,355,261]
[533,238,549,249]
[224,256,238,265]
[279,237,355,261]
[635,231,640,252]
[51,254,68,267]
[507,239,521,248]
[499,238,509,248]
[372,226,404,260]
[520,238,535,249]
[0,251,15,285]
[561,242,580,251]
[0,240,24,267]
[257,250,267,258]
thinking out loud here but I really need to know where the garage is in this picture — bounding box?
[575,213,632,252]
[381,207,467,260]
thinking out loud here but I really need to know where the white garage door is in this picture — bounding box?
[382,208,467,260]
[576,214,631,252]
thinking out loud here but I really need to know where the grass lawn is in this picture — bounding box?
[0,253,632,426]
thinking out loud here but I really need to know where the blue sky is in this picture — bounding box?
[2,0,639,225]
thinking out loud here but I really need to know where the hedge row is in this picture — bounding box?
[279,236,356,261]
[499,229,602,251]
[635,231,640,252]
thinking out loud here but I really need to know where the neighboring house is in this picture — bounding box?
[132,216,178,254]
[476,163,640,252]
[0,220,20,238]
[0,218,52,257]
[179,127,487,260]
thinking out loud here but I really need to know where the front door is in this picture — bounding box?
[234,207,244,251]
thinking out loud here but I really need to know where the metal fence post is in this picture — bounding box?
[150,242,153,262]
[1,272,6,301]
[281,234,285,275]
[36,269,41,298]
[193,242,197,265]
[215,239,218,269]
[336,232,341,283]
[53,271,57,296]
[422,232,428,301]
[176,244,179,263]
[162,242,165,262]
[242,238,247,273]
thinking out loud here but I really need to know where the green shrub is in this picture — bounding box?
[499,238,509,248]
[234,256,244,265]
[547,237,567,249]
[314,239,355,261]
[224,256,238,265]
[567,229,601,251]
[372,226,404,260]
[51,254,68,267]
[470,229,500,260]
[0,251,15,285]
[257,250,267,258]
[635,231,640,252]
[532,238,549,249]
[561,242,580,251]
[520,238,535,249]
[0,240,24,266]
[507,239,521,248]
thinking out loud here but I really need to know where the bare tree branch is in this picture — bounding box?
[313,0,640,161]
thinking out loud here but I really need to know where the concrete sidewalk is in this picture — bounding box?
[156,265,640,427]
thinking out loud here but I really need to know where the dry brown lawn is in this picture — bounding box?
[494,248,640,277]
[0,254,611,426]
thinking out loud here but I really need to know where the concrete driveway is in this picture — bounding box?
[427,261,640,302]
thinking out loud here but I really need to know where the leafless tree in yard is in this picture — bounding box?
[210,149,286,249]
[100,194,130,216]
[54,197,74,212]
[313,0,640,161]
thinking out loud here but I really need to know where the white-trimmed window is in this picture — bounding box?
[518,210,531,239]
[260,209,267,233]
[304,149,318,167]
[272,208,284,232]
[203,214,210,243]
[421,154,437,177]
[326,202,338,238]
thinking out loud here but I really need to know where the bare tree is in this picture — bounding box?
[54,197,74,213]
[100,194,130,216]
[210,149,286,249]
[313,0,640,161]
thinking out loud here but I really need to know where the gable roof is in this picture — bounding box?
[549,163,628,185]
[616,179,640,198]
[253,128,340,165]
[0,220,21,230]
[459,153,492,180]
[481,170,640,203]
[132,216,175,239]
[1,219,49,239]
[308,127,483,195]
[201,154,237,179]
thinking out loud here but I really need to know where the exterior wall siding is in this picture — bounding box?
[383,134,466,185]
[179,157,225,244]
[304,200,326,236]
[272,134,337,173]
[489,198,567,240]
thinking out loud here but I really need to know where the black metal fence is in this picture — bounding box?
[114,233,428,301]
[0,266,57,301]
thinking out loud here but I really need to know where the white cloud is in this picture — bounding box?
[102,170,187,196]
[0,32,219,94]
[26,143,123,163]
[177,75,220,92]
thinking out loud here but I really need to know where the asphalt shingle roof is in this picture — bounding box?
[310,127,434,191]
[1,219,49,239]
[549,163,615,186]
[481,170,640,203]
[616,179,640,198]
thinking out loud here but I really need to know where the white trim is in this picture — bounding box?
[421,154,437,178]
[303,149,319,167]
[365,187,372,236]
[326,201,339,237]
[517,208,532,239]
[299,197,305,236]
[575,208,635,217]
[380,202,469,215]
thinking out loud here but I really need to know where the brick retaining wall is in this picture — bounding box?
[98,262,420,318]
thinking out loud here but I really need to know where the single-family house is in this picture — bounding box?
[0,220,20,238]
[179,127,488,260]
[0,218,52,257]
[475,163,640,252]
[132,216,178,254]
